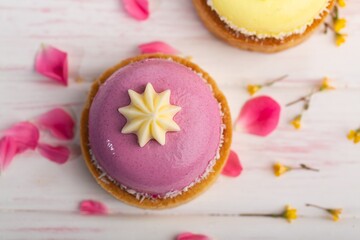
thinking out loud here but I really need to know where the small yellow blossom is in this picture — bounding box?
[336,34,347,46]
[327,208,343,222]
[337,0,346,8]
[291,115,302,130]
[273,162,291,177]
[283,205,298,223]
[334,18,347,33]
[306,203,343,222]
[347,129,360,144]
[247,84,262,96]
[319,77,335,91]
[347,130,356,140]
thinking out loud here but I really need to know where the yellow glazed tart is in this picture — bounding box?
[193,0,335,53]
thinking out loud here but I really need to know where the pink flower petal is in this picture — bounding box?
[235,96,281,137]
[4,121,39,154]
[79,200,108,215]
[122,0,149,21]
[176,232,211,240]
[36,108,75,140]
[37,143,70,164]
[222,150,242,177]
[35,44,68,86]
[138,41,179,54]
[0,137,17,172]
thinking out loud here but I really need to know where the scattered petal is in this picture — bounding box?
[79,200,108,215]
[0,137,17,173]
[37,143,70,164]
[4,121,40,153]
[138,41,179,55]
[35,44,68,86]
[36,108,75,140]
[176,232,210,240]
[122,0,149,21]
[235,96,281,136]
[222,150,242,177]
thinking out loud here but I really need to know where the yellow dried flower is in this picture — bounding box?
[240,204,298,223]
[347,130,356,140]
[306,203,343,222]
[328,208,343,222]
[291,115,302,130]
[336,34,347,46]
[319,77,335,91]
[334,18,347,33]
[247,84,262,96]
[273,162,291,177]
[347,129,360,144]
[337,0,346,7]
[283,205,297,223]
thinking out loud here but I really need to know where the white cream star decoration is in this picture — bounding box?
[118,83,181,147]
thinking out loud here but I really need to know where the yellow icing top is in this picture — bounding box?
[207,0,330,39]
[118,83,181,147]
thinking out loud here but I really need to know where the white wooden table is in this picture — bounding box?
[1,1,360,239]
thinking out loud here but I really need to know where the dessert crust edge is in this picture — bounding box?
[80,54,232,209]
[193,0,335,53]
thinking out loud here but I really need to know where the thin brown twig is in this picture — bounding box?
[286,89,316,107]
[299,164,320,172]
[324,22,335,33]
[305,203,327,210]
[264,74,289,87]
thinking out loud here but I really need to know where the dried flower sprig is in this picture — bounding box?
[246,75,288,96]
[306,203,343,222]
[273,162,319,177]
[287,77,335,129]
[347,128,360,144]
[324,0,347,46]
[240,205,297,223]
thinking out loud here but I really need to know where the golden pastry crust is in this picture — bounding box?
[80,54,232,209]
[193,0,335,53]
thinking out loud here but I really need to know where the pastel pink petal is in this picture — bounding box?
[79,200,108,215]
[36,108,75,140]
[35,44,68,86]
[122,0,149,21]
[37,143,70,164]
[176,232,210,240]
[0,137,17,172]
[4,121,39,154]
[235,96,281,137]
[222,150,242,177]
[138,41,179,54]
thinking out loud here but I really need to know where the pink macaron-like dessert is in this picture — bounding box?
[81,54,232,209]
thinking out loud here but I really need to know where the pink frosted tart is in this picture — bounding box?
[81,54,232,209]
